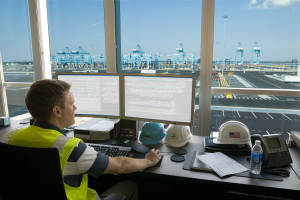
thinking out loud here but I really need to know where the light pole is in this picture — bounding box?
[222,15,228,76]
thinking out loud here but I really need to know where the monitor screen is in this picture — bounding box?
[122,74,195,126]
[56,72,120,118]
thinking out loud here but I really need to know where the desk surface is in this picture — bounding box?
[143,135,300,198]
[2,119,300,198]
[0,119,28,135]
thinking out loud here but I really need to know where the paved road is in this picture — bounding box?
[238,72,299,90]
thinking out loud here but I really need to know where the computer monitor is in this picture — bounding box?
[121,74,196,126]
[55,72,120,118]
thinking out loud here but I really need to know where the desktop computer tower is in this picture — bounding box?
[119,119,137,140]
[74,118,120,142]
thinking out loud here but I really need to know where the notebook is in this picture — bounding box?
[190,151,213,172]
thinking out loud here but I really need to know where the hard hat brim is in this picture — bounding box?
[213,138,250,144]
[164,134,192,147]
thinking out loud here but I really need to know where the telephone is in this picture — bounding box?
[251,134,293,168]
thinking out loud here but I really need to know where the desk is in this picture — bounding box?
[2,120,300,199]
[138,135,300,199]
[0,119,28,135]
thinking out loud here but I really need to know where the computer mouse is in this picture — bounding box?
[155,155,164,167]
[126,140,150,154]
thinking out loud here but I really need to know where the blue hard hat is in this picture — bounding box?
[139,122,166,145]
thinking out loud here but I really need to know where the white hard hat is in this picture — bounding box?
[213,121,250,144]
[164,124,192,147]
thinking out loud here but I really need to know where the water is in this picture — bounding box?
[249,140,263,175]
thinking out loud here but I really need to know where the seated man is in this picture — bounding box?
[1,79,162,200]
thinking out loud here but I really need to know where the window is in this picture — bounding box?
[1,0,299,137]
[120,0,201,73]
[120,0,202,130]
[47,0,106,74]
[213,0,300,90]
[0,0,33,117]
[212,0,300,139]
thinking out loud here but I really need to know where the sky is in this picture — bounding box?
[0,0,300,62]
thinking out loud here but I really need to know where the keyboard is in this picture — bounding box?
[87,143,132,157]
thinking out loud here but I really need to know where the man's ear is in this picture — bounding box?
[52,106,62,117]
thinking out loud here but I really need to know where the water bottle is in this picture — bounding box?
[249,140,263,175]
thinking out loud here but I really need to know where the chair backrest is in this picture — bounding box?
[0,142,67,200]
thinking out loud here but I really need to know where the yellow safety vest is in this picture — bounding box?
[2,125,99,200]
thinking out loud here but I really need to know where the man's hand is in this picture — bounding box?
[145,148,162,166]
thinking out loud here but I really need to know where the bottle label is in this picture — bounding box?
[251,152,262,162]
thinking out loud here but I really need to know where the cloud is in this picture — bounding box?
[248,0,300,9]
[249,0,258,8]
[86,21,102,29]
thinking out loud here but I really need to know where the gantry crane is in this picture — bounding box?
[55,46,90,65]
[122,43,195,69]
[173,43,195,68]
[72,46,89,65]
[234,42,244,65]
[123,44,145,68]
[173,43,186,66]
[56,47,72,64]
[251,42,261,65]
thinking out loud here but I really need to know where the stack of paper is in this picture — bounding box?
[196,152,249,178]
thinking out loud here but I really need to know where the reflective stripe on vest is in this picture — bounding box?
[52,135,71,154]
[1,129,21,144]
[4,126,98,200]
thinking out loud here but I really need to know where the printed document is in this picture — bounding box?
[196,152,249,177]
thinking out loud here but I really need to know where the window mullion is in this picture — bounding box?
[198,0,215,136]
[104,0,117,73]
[28,0,51,80]
[0,51,9,117]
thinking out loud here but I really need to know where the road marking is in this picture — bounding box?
[252,75,282,89]
[251,112,257,119]
[267,113,274,119]
[234,75,272,98]
[234,75,254,87]
[283,114,291,121]
[235,111,240,118]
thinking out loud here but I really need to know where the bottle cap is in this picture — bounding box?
[255,140,261,145]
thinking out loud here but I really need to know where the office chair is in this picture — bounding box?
[0,142,125,200]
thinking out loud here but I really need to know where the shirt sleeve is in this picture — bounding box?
[66,141,109,178]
